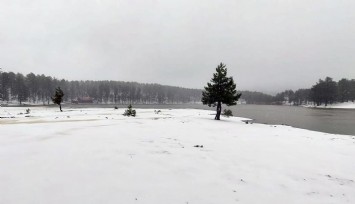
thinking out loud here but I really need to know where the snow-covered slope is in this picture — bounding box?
[1,107,354,204]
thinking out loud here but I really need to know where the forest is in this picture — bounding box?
[1,71,354,106]
[275,77,355,106]
[0,71,202,104]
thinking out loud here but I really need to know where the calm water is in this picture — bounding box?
[61,103,355,136]
[230,105,355,136]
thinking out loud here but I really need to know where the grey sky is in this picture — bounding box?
[1,0,355,94]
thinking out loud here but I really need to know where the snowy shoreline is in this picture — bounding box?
[1,107,355,204]
[304,102,355,109]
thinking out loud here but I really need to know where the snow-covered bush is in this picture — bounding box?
[123,104,136,117]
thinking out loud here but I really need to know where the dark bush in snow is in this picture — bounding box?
[222,109,233,117]
[123,104,136,117]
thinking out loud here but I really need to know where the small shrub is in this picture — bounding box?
[222,109,233,117]
[123,104,136,117]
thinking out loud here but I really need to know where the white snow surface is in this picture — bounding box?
[305,101,355,109]
[1,107,355,204]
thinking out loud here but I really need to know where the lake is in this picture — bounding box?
[230,105,355,136]
[60,103,355,136]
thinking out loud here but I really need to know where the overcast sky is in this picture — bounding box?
[1,0,355,94]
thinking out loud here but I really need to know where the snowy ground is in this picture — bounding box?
[1,107,355,204]
[305,101,355,109]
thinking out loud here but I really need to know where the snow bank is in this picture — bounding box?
[306,101,355,109]
[1,107,354,204]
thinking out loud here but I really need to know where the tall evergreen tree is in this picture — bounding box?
[202,63,242,120]
[337,78,350,102]
[14,73,28,104]
[350,80,355,102]
[51,87,64,112]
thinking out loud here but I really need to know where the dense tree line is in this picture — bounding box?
[242,77,355,106]
[239,91,275,105]
[275,77,355,106]
[2,70,353,106]
[0,71,201,105]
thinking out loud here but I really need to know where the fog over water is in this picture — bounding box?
[1,0,355,93]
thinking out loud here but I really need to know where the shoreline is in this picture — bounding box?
[1,106,355,136]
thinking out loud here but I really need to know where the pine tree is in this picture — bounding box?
[52,87,64,112]
[202,63,241,120]
[123,104,136,117]
[337,78,350,102]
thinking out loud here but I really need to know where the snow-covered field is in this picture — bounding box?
[1,107,355,204]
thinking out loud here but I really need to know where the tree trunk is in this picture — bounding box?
[215,101,222,120]
[59,104,62,112]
